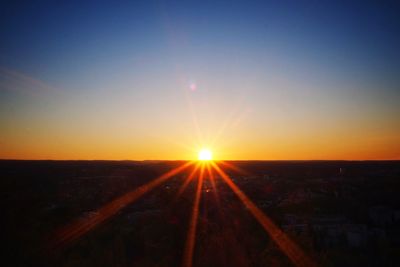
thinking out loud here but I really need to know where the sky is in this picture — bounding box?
[0,0,399,160]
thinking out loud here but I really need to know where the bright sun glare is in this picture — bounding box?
[198,149,212,161]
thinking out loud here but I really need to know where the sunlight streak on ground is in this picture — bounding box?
[51,161,194,248]
[217,160,251,176]
[175,163,200,200]
[206,163,219,203]
[211,162,317,267]
[182,163,205,267]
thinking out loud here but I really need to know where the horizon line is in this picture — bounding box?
[1,158,399,162]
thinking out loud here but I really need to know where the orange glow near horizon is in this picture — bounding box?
[2,128,399,160]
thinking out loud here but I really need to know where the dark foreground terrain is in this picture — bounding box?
[2,160,400,267]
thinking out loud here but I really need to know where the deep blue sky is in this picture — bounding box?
[1,0,399,159]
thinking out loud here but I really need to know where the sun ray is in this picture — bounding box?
[182,163,205,267]
[51,161,194,248]
[185,84,204,146]
[210,106,251,149]
[211,162,317,267]
[175,163,200,200]
[209,105,240,148]
[206,163,219,203]
[218,160,251,176]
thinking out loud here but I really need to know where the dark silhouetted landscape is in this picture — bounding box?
[2,160,400,267]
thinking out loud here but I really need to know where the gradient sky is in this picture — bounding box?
[1,0,399,160]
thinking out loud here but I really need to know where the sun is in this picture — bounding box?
[198,148,213,161]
